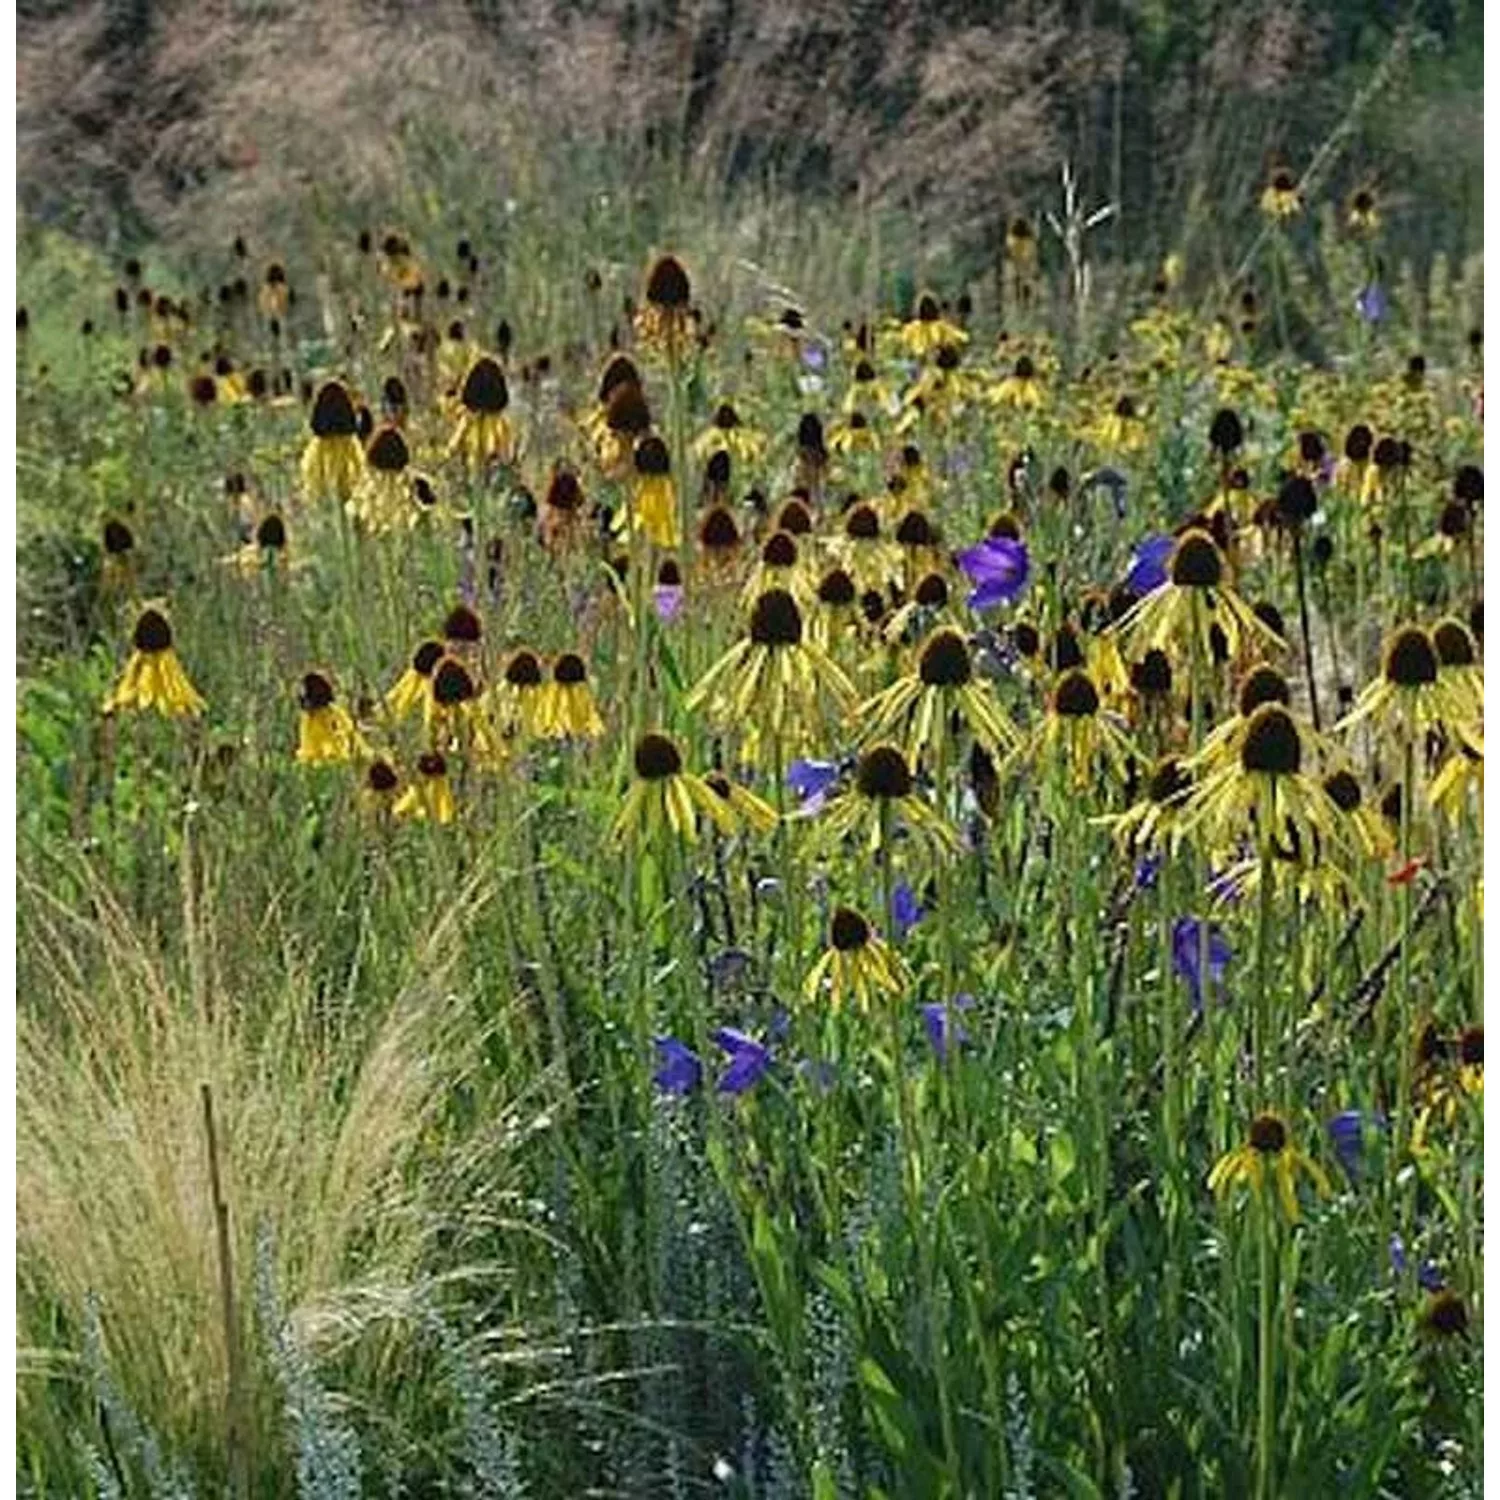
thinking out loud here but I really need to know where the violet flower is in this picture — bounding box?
[921,994,975,1062]
[653,583,685,623]
[652,1036,703,1096]
[957,535,1030,610]
[786,758,841,813]
[712,1027,772,1095]
[1170,917,1230,1013]
[1327,1108,1386,1181]
[1389,1234,1445,1291]
[890,880,924,940]
[1126,534,1174,596]
[1355,283,1387,325]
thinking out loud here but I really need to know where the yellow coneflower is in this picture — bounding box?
[1013,667,1136,791]
[257,261,289,320]
[348,423,413,531]
[1411,1019,1482,1149]
[612,732,737,846]
[378,232,420,291]
[536,652,605,741]
[299,381,365,502]
[827,410,882,457]
[634,255,695,358]
[1413,499,1475,561]
[437,318,477,391]
[740,530,813,610]
[1259,166,1303,222]
[856,627,1018,768]
[828,500,901,594]
[1193,664,1335,780]
[882,570,963,646]
[385,639,446,725]
[394,750,456,824]
[772,494,816,538]
[1097,754,1195,858]
[1338,624,1479,743]
[493,648,548,739]
[700,447,733,507]
[896,344,978,432]
[992,353,1044,411]
[890,504,943,571]
[1208,1112,1330,1223]
[630,435,678,548]
[702,769,779,835]
[538,463,587,553]
[693,402,766,465]
[1091,394,1148,453]
[1431,617,1484,724]
[897,292,968,359]
[448,356,515,470]
[802,907,911,1014]
[812,743,960,861]
[809,566,861,655]
[696,502,744,574]
[842,357,894,418]
[1320,762,1394,860]
[1359,434,1408,509]
[102,606,206,718]
[429,655,505,767]
[1334,423,1374,500]
[359,757,402,819]
[1113,529,1283,665]
[1183,702,1348,865]
[1430,722,1482,823]
[585,358,649,471]
[686,588,857,763]
[408,472,444,528]
[187,372,219,408]
[1418,1289,1471,1341]
[1204,318,1234,364]
[100,516,136,596]
[221,512,293,576]
[1346,185,1380,236]
[212,355,248,404]
[295,671,366,765]
[1006,216,1039,277]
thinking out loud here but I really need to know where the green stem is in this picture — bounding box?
[1255,1203,1277,1500]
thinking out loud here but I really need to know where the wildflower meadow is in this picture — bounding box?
[14,3,1485,1496]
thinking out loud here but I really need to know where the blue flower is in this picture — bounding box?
[1205,865,1247,904]
[800,338,830,374]
[1170,917,1230,1013]
[890,879,925,940]
[712,1027,772,1095]
[1389,1234,1445,1291]
[652,1036,702,1096]
[786,758,841,813]
[797,1057,838,1092]
[921,994,975,1062]
[1125,534,1174,596]
[1355,282,1387,325]
[652,583,685,623]
[1134,851,1164,891]
[1327,1108,1386,1180]
[957,536,1030,610]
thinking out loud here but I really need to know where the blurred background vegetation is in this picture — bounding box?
[17,0,1484,312]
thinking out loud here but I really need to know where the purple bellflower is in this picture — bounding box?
[1171,917,1231,1013]
[957,535,1030,610]
[652,1036,703,1096]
